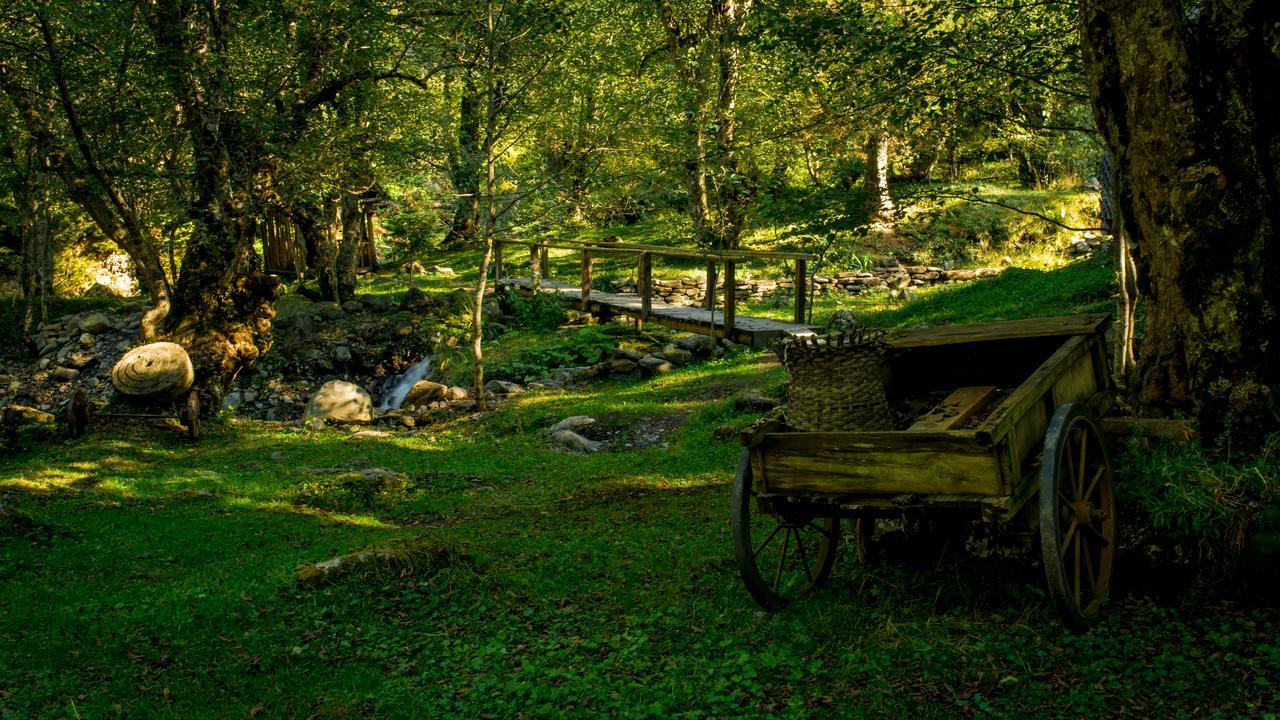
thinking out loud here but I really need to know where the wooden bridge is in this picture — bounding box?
[495,239,820,348]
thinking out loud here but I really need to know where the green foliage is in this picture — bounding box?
[499,287,565,331]
[488,324,625,382]
[1115,435,1279,573]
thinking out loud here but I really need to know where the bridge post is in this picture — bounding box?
[793,258,807,324]
[529,243,541,290]
[581,249,593,313]
[723,260,736,339]
[638,251,652,331]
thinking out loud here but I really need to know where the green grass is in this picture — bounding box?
[3,260,1277,718]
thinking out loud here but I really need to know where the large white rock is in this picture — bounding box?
[111,342,194,399]
[305,380,373,424]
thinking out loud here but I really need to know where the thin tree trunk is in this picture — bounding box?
[473,0,500,410]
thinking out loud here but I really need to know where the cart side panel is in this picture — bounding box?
[1002,337,1105,493]
[756,431,1002,497]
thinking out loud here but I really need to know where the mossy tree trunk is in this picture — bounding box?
[1080,0,1280,445]
[146,0,279,400]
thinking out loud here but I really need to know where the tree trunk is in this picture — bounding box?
[147,0,278,400]
[866,130,894,222]
[338,193,362,300]
[291,201,340,302]
[11,144,54,353]
[711,0,751,253]
[1080,0,1280,445]
[445,81,483,247]
[657,0,713,248]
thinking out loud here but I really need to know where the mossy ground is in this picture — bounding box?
[3,256,1277,718]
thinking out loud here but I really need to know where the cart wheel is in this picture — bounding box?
[1039,402,1115,631]
[65,389,90,438]
[731,450,838,611]
[183,391,201,440]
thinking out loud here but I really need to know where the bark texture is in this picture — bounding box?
[146,0,278,399]
[445,82,483,247]
[1080,0,1280,444]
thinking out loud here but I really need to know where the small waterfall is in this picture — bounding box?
[378,355,435,410]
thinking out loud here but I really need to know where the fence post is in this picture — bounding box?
[540,242,550,279]
[493,240,504,282]
[793,258,807,325]
[723,259,736,340]
[638,251,652,331]
[581,249,593,313]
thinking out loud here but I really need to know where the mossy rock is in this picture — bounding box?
[295,539,462,587]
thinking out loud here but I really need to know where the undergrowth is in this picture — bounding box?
[1115,434,1280,585]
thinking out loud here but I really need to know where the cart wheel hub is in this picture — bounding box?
[1066,501,1096,527]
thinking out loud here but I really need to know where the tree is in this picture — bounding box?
[1080,0,1280,444]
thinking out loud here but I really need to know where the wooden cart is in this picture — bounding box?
[732,314,1116,630]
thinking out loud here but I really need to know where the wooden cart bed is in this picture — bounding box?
[747,314,1112,515]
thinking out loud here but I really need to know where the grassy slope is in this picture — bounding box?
[2,258,1277,719]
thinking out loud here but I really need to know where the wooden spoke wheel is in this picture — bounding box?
[65,389,90,439]
[731,450,838,611]
[180,391,201,440]
[1039,402,1115,631]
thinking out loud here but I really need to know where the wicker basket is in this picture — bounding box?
[775,328,892,432]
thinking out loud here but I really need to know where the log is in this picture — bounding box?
[1101,417,1196,441]
[111,342,195,400]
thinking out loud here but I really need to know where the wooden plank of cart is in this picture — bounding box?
[732,313,1117,631]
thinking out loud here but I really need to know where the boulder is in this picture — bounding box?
[312,301,344,320]
[111,342,195,399]
[401,287,431,309]
[304,380,373,424]
[403,380,447,406]
[661,345,695,365]
[735,391,780,413]
[527,379,564,390]
[444,386,471,403]
[484,379,523,396]
[431,265,455,275]
[608,358,638,375]
[612,347,644,362]
[2,405,56,426]
[639,357,673,376]
[332,346,353,364]
[674,333,717,355]
[548,415,595,434]
[552,429,601,453]
[341,300,365,313]
[77,313,113,334]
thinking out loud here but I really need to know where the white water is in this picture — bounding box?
[378,355,435,410]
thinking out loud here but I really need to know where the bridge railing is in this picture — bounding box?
[495,238,816,335]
